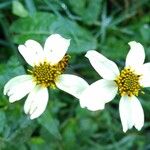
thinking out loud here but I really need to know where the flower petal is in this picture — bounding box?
[119,96,134,132]
[79,79,118,111]
[24,85,48,119]
[44,34,70,64]
[4,75,35,103]
[85,50,119,80]
[119,96,144,132]
[55,74,89,99]
[130,96,144,131]
[18,40,44,66]
[140,63,150,87]
[125,41,145,68]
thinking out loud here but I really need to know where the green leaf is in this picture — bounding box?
[10,12,97,53]
[7,117,37,146]
[0,56,25,88]
[24,0,36,16]
[12,1,28,18]
[140,24,150,43]
[100,36,128,61]
[0,110,6,133]
[38,109,61,140]
[62,118,78,149]
[65,0,102,25]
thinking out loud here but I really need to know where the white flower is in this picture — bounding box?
[4,34,89,119]
[79,41,150,132]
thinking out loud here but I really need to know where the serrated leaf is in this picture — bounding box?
[100,36,128,60]
[38,109,61,140]
[7,117,37,145]
[10,12,97,53]
[65,0,102,25]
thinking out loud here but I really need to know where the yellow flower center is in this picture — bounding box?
[115,68,141,97]
[29,55,69,88]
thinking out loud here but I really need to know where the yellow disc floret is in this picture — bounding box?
[115,68,141,97]
[29,55,70,88]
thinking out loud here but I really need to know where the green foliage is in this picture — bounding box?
[64,0,102,25]
[12,1,28,17]
[38,109,61,140]
[0,0,150,150]
[10,12,97,53]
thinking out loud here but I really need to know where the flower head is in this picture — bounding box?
[79,41,150,132]
[4,34,89,119]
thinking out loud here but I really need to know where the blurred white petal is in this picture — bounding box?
[119,96,134,132]
[24,85,48,119]
[4,75,32,95]
[130,96,144,131]
[56,74,89,99]
[126,41,145,68]
[85,50,119,80]
[18,40,44,66]
[79,79,118,111]
[4,75,35,103]
[119,96,144,132]
[139,63,150,87]
[44,34,70,64]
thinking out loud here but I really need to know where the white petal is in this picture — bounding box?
[139,63,150,87]
[125,41,145,68]
[119,96,134,132]
[44,34,70,64]
[79,79,118,111]
[130,96,144,131]
[56,74,89,99]
[24,85,48,119]
[4,75,35,103]
[119,96,144,132]
[18,40,45,66]
[85,50,119,80]
[4,75,32,95]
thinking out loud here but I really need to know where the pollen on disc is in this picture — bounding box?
[29,55,70,88]
[115,68,141,97]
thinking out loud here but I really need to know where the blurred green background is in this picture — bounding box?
[0,0,150,150]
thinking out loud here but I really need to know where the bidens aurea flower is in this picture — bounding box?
[79,41,150,132]
[4,34,88,119]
